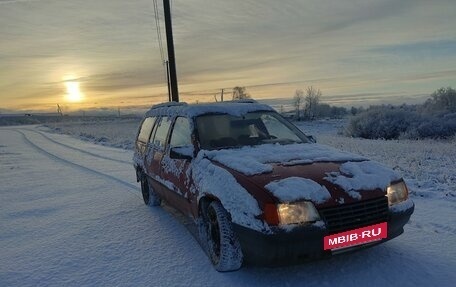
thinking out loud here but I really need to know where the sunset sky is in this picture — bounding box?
[1,0,455,113]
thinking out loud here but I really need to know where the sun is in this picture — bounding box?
[65,81,83,102]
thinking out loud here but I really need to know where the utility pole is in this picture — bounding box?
[163,0,179,102]
[165,60,171,102]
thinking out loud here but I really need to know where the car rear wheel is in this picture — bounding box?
[140,176,161,206]
[202,201,243,272]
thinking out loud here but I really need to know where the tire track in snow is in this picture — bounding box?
[23,128,131,165]
[13,129,203,244]
[13,129,141,198]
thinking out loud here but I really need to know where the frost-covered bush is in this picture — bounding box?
[412,117,456,139]
[346,106,456,140]
[346,87,456,140]
[345,107,419,139]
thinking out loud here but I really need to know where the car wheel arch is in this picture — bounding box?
[198,195,219,216]
[198,195,233,220]
[197,196,242,271]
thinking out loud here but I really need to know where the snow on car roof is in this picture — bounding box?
[145,101,275,118]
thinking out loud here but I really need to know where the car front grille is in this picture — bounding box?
[319,196,389,234]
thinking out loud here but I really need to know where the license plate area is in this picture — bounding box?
[324,222,387,250]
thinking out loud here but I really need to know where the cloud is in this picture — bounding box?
[1,0,455,111]
[397,70,456,85]
[369,39,456,57]
[0,0,42,4]
[316,0,421,34]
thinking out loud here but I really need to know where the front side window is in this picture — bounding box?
[170,117,192,148]
[196,111,309,149]
[152,117,172,149]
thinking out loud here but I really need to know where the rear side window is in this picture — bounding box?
[137,117,156,143]
[170,117,192,148]
[152,117,172,149]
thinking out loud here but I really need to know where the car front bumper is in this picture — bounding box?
[233,198,414,266]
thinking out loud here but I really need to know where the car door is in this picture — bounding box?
[160,116,195,216]
[145,116,172,197]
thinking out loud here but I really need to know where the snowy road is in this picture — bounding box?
[1,126,455,286]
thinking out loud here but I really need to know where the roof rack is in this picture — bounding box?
[150,102,188,109]
[224,99,258,104]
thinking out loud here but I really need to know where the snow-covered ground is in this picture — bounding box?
[1,122,455,286]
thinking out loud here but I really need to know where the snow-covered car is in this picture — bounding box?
[133,101,414,271]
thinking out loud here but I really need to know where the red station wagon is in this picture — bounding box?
[133,101,414,271]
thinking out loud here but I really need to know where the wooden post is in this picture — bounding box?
[163,0,179,102]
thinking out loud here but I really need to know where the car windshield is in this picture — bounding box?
[196,111,309,150]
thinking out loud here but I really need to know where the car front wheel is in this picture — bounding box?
[140,176,161,206]
[202,201,243,272]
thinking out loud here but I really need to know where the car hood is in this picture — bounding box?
[202,143,401,208]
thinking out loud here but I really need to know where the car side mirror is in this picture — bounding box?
[170,147,193,160]
[308,135,317,143]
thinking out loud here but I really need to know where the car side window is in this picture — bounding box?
[137,117,156,143]
[260,114,302,142]
[152,116,172,149]
[169,117,192,148]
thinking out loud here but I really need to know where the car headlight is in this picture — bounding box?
[277,202,321,225]
[387,181,408,205]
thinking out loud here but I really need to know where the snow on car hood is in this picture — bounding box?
[201,143,401,204]
[324,161,402,199]
[265,177,331,204]
[202,143,367,176]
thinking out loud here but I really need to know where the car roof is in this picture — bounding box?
[144,100,275,119]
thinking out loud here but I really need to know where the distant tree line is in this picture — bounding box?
[345,87,456,140]
[292,86,348,120]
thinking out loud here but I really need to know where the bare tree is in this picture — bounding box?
[304,86,321,120]
[232,86,250,100]
[423,87,456,114]
[293,89,304,120]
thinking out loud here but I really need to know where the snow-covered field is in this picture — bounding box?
[1,120,455,286]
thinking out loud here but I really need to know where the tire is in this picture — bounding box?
[202,201,243,272]
[140,176,161,206]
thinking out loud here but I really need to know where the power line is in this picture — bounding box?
[152,0,169,102]
[152,0,166,64]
